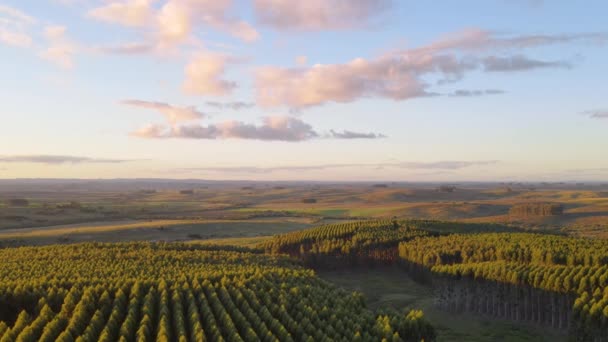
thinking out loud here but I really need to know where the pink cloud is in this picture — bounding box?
[255,56,438,108]
[126,100,386,141]
[39,25,77,68]
[255,29,606,108]
[295,55,308,65]
[254,0,392,31]
[88,0,259,49]
[131,116,319,141]
[0,5,36,47]
[121,99,205,124]
[182,53,237,96]
[88,0,153,27]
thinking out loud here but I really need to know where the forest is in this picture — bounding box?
[0,242,434,342]
[1,202,608,340]
[263,220,608,341]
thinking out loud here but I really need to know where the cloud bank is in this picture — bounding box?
[0,155,133,164]
[131,116,385,142]
[179,160,499,174]
[126,99,386,141]
[255,30,607,109]
[132,116,318,141]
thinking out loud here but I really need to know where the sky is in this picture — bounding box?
[0,0,607,181]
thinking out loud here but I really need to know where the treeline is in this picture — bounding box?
[260,220,517,268]
[398,233,608,267]
[260,220,431,267]
[0,242,435,342]
[398,233,608,340]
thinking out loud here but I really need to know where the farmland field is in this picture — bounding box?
[1,180,608,341]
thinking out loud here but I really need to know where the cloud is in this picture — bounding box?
[482,55,571,72]
[127,98,386,141]
[582,109,608,119]
[39,25,77,68]
[88,0,152,27]
[448,89,506,97]
[328,130,386,139]
[0,6,79,68]
[255,29,605,109]
[127,99,387,141]
[202,15,260,43]
[407,29,608,55]
[121,99,205,124]
[296,55,308,65]
[566,167,608,173]
[0,155,133,164]
[255,57,437,108]
[396,160,499,169]
[205,101,254,110]
[0,5,36,47]
[253,0,392,31]
[88,0,259,49]
[183,53,237,96]
[132,116,319,141]
[178,160,499,174]
[96,42,155,55]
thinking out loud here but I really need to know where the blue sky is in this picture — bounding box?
[0,0,607,181]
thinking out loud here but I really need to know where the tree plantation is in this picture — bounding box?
[0,243,435,342]
[264,220,608,340]
[1,219,608,341]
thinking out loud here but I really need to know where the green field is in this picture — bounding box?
[318,268,566,342]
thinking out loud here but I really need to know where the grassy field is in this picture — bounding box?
[0,218,313,246]
[2,182,608,237]
[318,268,567,342]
